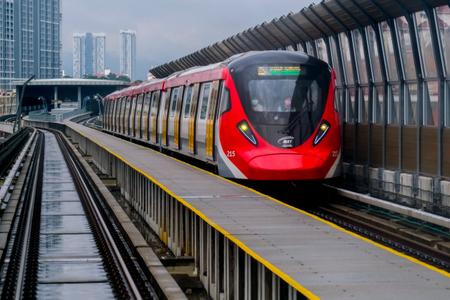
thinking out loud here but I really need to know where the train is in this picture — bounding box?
[103,51,341,180]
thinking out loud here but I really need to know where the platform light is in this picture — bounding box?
[313,120,330,146]
[237,120,257,145]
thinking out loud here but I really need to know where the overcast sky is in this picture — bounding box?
[62,0,313,80]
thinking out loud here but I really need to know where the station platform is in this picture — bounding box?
[64,121,450,300]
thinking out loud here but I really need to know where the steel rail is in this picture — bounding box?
[53,130,146,299]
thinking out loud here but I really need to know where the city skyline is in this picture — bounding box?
[0,0,61,90]
[61,0,311,81]
[72,32,106,78]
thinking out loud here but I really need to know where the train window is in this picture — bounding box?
[151,91,160,116]
[170,87,180,117]
[232,63,331,148]
[199,83,211,120]
[143,92,151,114]
[218,81,231,116]
[183,85,193,118]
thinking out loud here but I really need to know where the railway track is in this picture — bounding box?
[308,199,450,271]
[251,182,450,272]
[0,129,157,299]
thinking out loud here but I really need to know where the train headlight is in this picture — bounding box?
[237,120,258,145]
[313,120,330,146]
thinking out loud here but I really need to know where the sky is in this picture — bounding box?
[62,0,313,80]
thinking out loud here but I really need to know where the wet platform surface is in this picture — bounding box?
[66,122,450,300]
[38,131,114,299]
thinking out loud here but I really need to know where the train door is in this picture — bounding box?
[122,97,131,135]
[188,84,200,154]
[113,99,119,132]
[195,82,212,160]
[160,89,171,147]
[168,87,183,149]
[135,94,144,138]
[141,92,151,141]
[150,91,161,144]
[106,101,112,130]
[130,96,137,137]
[103,100,109,130]
[180,85,194,152]
[119,97,125,134]
[205,81,220,161]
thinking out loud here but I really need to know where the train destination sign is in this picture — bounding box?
[257,66,301,76]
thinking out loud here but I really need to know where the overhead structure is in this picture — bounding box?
[150,0,448,78]
[150,0,450,217]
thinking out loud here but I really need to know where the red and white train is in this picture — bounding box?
[103,51,341,180]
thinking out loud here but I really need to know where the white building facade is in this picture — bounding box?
[119,30,136,81]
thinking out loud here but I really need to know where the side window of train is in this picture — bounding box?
[183,85,193,118]
[199,82,211,120]
[170,87,180,117]
[218,81,231,117]
[151,90,160,114]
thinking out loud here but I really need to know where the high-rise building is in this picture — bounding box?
[120,30,136,81]
[72,33,85,78]
[0,0,62,90]
[93,33,106,75]
[73,32,106,78]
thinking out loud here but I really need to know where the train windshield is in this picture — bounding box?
[233,64,331,148]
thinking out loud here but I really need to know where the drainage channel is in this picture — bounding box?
[0,130,156,299]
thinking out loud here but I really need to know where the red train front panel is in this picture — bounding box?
[216,51,341,181]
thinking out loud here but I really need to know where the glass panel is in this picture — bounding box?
[347,87,357,123]
[366,26,384,83]
[424,81,439,126]
[315,38,329,63]
[334,89,343,113]
[380,21,399,82]
[396,16,417,80]
[199,83,211,120]
[330,36,343,86]
[340,33,354,85]
[360,87,369,123]
[446,81,450,127]
[436,6,450,76]
[170,88,180,117]
[415,11,438,78]
[285,45,295,51]
[373,85,385,124]
[389,84,400,124]
[306,41,315,56]
[183,85,193,118]
[405,83,417,125]
[352,30,369,84]
[232,63,331,148]
[297,42,305,53]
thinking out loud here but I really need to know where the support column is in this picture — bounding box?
[78,86,82,109]
[54,86,58,101]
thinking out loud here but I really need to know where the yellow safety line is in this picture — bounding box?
[68,122,450,297]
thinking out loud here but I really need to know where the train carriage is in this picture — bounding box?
[103,51,341,180]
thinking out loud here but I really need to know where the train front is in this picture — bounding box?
[217,51,341,180]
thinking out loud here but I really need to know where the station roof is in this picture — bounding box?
[13,78,130,87]
[149,0,449,78]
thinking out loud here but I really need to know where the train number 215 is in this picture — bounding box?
[226,150,236,158]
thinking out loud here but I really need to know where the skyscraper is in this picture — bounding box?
[0,0,62,90]
[73,33,85,78]
[93,33,106,75]
[73,32,106,78]
[120,30,136,81]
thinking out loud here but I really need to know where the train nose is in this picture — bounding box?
[247,153,325,180]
